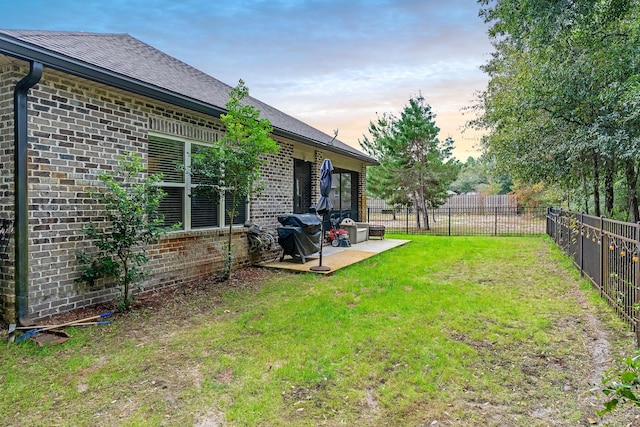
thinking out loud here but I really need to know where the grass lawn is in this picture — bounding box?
[1,235,638,426]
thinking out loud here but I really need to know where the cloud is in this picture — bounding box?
[0,0,492,159]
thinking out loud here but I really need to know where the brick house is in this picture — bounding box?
[0,30,376,323]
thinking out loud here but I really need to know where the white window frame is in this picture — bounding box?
[148,132,250,231]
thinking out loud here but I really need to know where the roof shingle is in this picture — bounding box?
[0,29,373,163]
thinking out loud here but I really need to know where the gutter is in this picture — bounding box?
[13,61,43,326]
[0,35,377,166]
[271,127,378,166]
[0,35,227,119]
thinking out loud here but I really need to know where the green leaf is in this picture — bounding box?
[598,398,619,415]
[620,372,639,384]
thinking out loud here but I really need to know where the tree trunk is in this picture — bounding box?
[580,169,589,214]
[120,253,132,311]
[222,188,237,282]
[592,150,601,217]
[419,184,430,231]
[421,195,430,230]
[625,159,639,223]
[412,193,421,229]
[604,156,615,217]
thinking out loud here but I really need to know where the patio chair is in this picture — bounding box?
[340,218,369,244]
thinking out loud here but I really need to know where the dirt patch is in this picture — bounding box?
[193,409,226,427]
[579,298,614,386]
[30,267,274,322]
[216,367,233,385]
[0,267,278,346]
[364,388,380,414]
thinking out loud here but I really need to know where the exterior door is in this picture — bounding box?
[293,159,312,214]
[330,169,359,220]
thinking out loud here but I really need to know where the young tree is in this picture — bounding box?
[188,79,279,281]
[76,153,170,311]
[361,95,458,229]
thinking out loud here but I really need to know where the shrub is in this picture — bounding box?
[76,153,174,311]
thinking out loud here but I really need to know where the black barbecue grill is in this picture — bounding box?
[277,213,322,263]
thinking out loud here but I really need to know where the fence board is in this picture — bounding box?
[367,194,517,211]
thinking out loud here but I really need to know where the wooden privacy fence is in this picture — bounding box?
[368,194,517,212]
[440,194,516,210]
[546,208,640,340]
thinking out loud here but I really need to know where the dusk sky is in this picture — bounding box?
[1,0,493,160]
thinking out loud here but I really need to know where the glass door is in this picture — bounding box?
[330,170,359,220]
[293,159,312,214]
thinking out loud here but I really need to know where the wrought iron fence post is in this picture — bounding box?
[580,212,584,277]
[494,207,498,236]
[600,216,605,297]
[544,206,551,236]
[636,222,640,347]
[406,207,409,234]
[448,208,451,236]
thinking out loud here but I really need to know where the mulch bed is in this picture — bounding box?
[1,267,278,336]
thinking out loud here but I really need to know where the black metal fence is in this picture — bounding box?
[547,208,640,338]
[366,206,547,235]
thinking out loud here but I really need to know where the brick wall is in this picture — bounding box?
[0,59,368,321]
[250,138,294,230]
[358,163,367,221]
[0,65,20,316]
[0,64,253,320]
[313,150,324,205]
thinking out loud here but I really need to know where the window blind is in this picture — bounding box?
[191,193,219,229]
[225,192,247,226]
[159,187,184,228]
[148,136,184,183]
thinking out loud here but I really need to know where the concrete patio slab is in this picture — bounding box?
[258,238,410,274]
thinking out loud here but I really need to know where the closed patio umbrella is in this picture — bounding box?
[310,159,333,271]
[316,159,334,215]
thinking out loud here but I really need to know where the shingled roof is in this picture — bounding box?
[0,29,375,164]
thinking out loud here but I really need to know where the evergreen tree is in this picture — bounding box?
[361,95,458,229]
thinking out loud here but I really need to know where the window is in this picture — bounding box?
[148,135,248,230]
[330,170,359,221]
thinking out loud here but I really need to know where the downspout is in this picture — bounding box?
[13,61,43,325]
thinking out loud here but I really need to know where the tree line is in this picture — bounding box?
[472,0,640,221]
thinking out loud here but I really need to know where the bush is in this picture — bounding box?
[600,350,640,415]
[76,153,174,311]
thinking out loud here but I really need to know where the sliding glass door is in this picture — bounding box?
[330,169,359,220]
